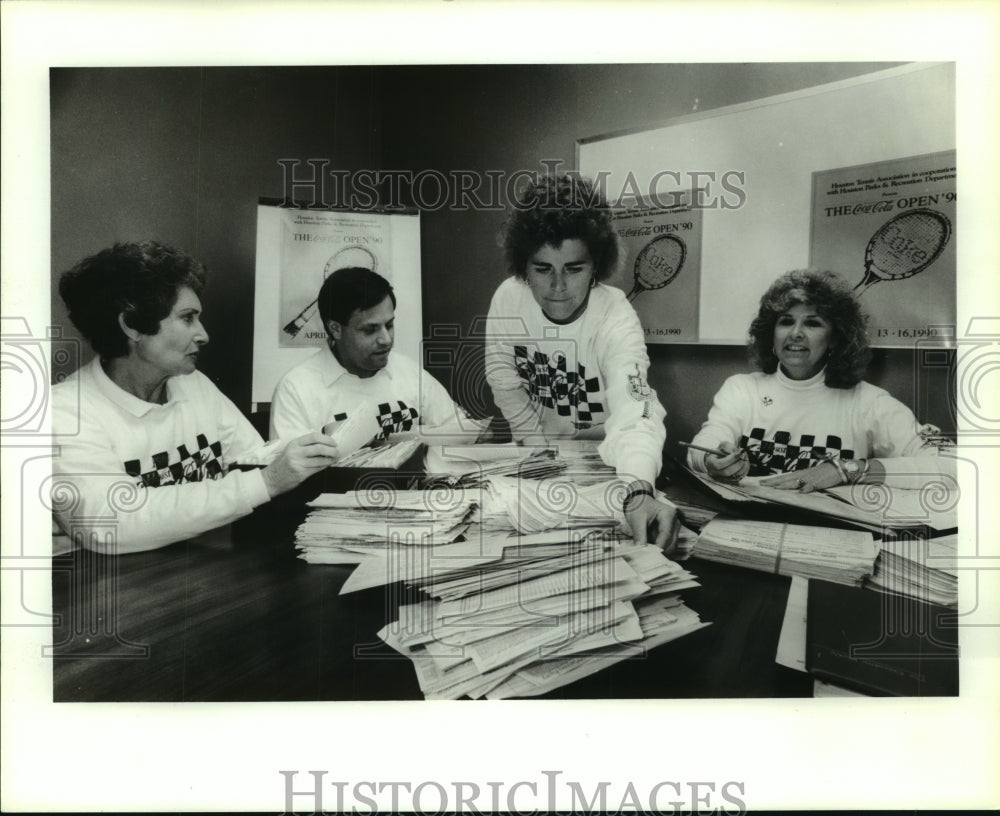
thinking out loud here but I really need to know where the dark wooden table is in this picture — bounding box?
[51,467,815,701]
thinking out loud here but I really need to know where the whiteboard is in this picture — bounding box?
[578,62,955,343]
[252,202,422,405]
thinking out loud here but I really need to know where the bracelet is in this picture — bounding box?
[854,458,871,484]
[821,452,849,485]
[622,487,655,511]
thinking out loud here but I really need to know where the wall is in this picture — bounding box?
[51,63,953,457]
[51,66,384,407]
[376,63,953,457]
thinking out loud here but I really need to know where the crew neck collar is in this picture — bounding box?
[775,364,827,389]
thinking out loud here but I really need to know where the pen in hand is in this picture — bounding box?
[678,441,731,458]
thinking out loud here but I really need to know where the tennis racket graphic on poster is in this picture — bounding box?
[810,151,956,347]
[283,245,379,338]
[627,234,687,301]
[854,208,951,294]
[612,202,702,343]
[276,210,392,348]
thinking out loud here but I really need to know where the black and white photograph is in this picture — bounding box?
[2,2,999,813]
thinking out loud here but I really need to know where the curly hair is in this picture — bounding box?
[748,269,870,388]
[59,241,206,359]
[502,173,619,281]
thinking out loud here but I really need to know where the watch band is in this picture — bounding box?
[622,487,654,511]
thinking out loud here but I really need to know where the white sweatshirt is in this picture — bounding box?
[485,277,666,485]
[51,357,270,554]
[269,347,467,441]
[687,367,951,486]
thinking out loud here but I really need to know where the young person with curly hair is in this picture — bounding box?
[485,173,682,554]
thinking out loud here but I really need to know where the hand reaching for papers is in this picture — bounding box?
[261,432,340,498]
[760,461,841,493]
[624,488,687,559]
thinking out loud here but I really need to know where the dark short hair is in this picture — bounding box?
[318,267,396,329]
[748,269,871,388]
[502,174,619,281]
[58,241,207,359]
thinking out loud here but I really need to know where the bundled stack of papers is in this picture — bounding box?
[695,517,878,586]
[868,533,957,608]
[377,535,706,699]
[294,490,477,564]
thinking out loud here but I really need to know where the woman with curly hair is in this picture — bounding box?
[52,241,339,554]
[687,269,949,493]
[485,173,682,553]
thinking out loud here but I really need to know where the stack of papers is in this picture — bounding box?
[478,476,630,534]
[824,483,958,532]
[335,436,423,469]
[671,500,720,532]
[868,533,958,608]
[695,517,878,586]
[425,445,566,485]
[296,473,708,698]
[689,471,957,533]
[424,439,618,488]
[545,440,619,485]
[294,490,477,564]
[377,535,706,699]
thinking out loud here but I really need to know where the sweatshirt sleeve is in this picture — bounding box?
[51,386,270,555]
[593,295,666,485]
[861,388,954,488]
[417,367,473,431]
[269,369,316,441]
[687,375,750,473]
[219,384,271,459]
[484,281,545,440]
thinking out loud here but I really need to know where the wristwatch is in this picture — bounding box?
[622,486,655,511]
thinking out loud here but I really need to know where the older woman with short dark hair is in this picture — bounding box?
[52,241,338,554]
[688,269,950,492]
[486,174,681,553]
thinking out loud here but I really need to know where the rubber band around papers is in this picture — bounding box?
[773,523,788,575]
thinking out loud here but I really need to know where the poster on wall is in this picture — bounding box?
[810,151,956,347]
[253,202,422,404]
[611,201,702,343]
